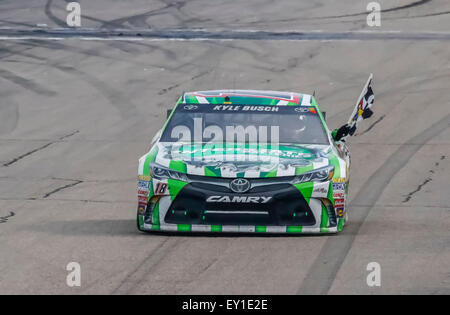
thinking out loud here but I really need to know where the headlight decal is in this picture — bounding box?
[150,163,188,182]
[292,165,334,184]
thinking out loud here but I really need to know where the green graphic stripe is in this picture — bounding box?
[211,225,222,232]
[255,226,267,233]
[161,96,183,133]
[167,179,188,201]
[138,215,144,228]
[287,226,303,233]
[178,224,191,232]
[205,167,221,177]
[329,155,341,178]
[262,170,278,178]
[327,181,334,206]
[320,203,329,229]
[338,218,345,232]
[169,160,187,173]
[184,95,199,104]
[149,180,154,198]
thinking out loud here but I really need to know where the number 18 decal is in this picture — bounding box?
[155,183,168,195]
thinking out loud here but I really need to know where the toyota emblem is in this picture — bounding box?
[183,105,198,110]
[229,178,251,193]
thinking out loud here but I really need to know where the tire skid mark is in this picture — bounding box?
[15,39,152,69]
[111,238,181,295]
[0,67,57,96]
[2,130,79,167]
[0,197,132,204]
[16,53,141,119]
[0,176,136,183]
[102,0,188,29]
[0,44,43,60]
[44,0,69,28]
[2,29,450,41]
[158,70,211,95]
[356,115,385,136]
[314,0,433,20]
[0,97,19,135]
[297,113,450,295]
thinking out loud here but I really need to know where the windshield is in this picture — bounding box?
[160,104,329,145]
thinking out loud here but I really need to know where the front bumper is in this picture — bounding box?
[137,176,346,234]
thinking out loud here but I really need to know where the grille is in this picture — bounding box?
[165,180,316,226]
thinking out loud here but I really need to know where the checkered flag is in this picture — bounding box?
[342,74,374,140]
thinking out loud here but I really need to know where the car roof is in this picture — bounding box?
[182,90,315,106]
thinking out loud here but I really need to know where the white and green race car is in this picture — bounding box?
[137,75,374,234]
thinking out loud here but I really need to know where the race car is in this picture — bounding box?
[137,75,374,234]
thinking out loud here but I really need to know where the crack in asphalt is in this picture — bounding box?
[0,212,15,223]
[297,113,450,295]
[42,180,83,198]
[402,155,446,203]
[2,130,79,167]
[402,178,432,203]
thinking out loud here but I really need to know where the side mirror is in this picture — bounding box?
[321,111,326,121]
[167,109,173,118]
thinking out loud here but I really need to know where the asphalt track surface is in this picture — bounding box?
[0,0,449,295]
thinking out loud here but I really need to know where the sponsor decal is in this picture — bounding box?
[333,183,346,191]
[336,207,345,218]
[138,189,149,196]
[206,196,272,204]
[139,175,151,181]
[138,206,146,215]
[212,105,280,112]
[138,180,150,189]
[138,196,148,203]
[333,192,345,199]
[313,187,328,194]
[295,107,316,113]
[335,199,345,208]
[332,178,346,183]
[138,201,147,208]
[155,182,168,195]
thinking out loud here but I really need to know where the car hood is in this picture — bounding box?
[151,142,334,178]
